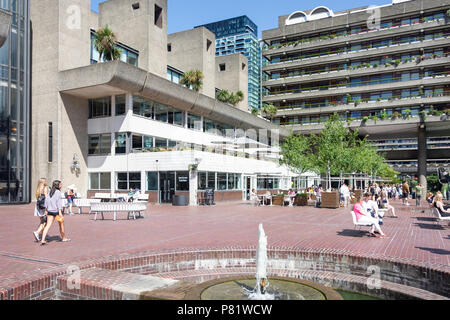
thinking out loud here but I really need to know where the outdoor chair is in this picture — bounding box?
[351,211,373,231]
[432,207,450,226]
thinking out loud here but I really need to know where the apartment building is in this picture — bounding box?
[262,0,450,188]
[30,0,308,205]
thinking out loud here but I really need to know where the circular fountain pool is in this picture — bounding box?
[185,276,343,300]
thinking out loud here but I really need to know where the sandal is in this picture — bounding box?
[40,242,47,246]
[368,232,376,237]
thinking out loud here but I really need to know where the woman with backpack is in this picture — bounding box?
[40,180,70,246]
[33,178,49,242]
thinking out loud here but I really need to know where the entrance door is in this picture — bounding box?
[159,172,175,203]
[244,176,252,200]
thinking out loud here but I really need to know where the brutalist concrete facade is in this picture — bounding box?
[262,0,450,188]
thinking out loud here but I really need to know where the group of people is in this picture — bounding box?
[33,178,70,246]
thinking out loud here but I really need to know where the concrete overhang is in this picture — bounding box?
[57,61,289,137]
[288,117,450,139]
[0,10,11,48]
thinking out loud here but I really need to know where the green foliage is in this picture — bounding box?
[447,9,450,18]
[403,109,412,119]
[362,116,369,122]
[181,70,204,92]
[346,94,352,104]
[280,114,390,188]
[251,107,260,116]
[427,174,441,192]
[380,109,388,120]
[216,89,244,106]
[393,59,401,67]
[93,25,122,62]
[262,104,278,119]
[419,110,427,121]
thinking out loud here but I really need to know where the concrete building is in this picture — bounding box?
[167,27,216,98]
[30,0,310,205]
[196,16,262,111]
[215,53,249,112]
[0,1,29,204]
[261,0,450,190]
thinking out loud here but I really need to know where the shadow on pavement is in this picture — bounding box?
[415,247,450,255]
[415,217,437,222]
[413,223,445,230]
[337,229,369,238]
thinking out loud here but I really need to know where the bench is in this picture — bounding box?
[74,199,102,214]
[91,203,147,221]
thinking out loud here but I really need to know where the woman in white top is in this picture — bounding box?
[250,189,261,206]
[33,178,48,242]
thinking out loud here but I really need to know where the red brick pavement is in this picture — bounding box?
[0,200,448,286]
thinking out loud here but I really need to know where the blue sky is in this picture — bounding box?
[91,0,390,37]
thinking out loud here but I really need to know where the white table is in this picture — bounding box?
[261,195,273,206]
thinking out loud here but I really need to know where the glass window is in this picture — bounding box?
[89,97,111,118]
[235,174,242,190]
[100,173,111,190]
[147,172,158,191]
[207,172,216,190]
[88,134,111,155]
[410,71,420,81]
[217,173,227,190]
[176,172,189,191]
[143,136,154,150]
[132,135,142,150]
[115,133,127,154]
[154,103,168,123]
[198,172,207,190]
[115,94,126,116]
[401,72,410,82]
[117,172,128,191]
[187,113,202,131]
[155,138,167,149]
[227,173,235,190]
[172,110,184,126]
[129,172,141,190]
[133,96,153,118]
[89,173,99,190]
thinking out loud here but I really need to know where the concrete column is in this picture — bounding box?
[418,125,427,196]
[189,170,198,206]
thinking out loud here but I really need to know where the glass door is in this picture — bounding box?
[159,172,175,203]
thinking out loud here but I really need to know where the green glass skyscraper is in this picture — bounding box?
[196,16,262,110]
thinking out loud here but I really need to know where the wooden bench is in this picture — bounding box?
[91,203,147,221]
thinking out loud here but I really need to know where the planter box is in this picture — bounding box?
[321,192,340,209]
[272,195,285,206]
[294,195,308,206]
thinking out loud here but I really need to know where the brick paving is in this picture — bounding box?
[0,200,448,290]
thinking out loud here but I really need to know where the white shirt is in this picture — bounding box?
[340,185,350,197]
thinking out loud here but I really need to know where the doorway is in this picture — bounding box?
[159,172,175,203]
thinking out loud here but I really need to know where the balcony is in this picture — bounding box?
[262,36,450,72]
[262,75,450,103]
[263,56,450,88]
[263,19,446,57]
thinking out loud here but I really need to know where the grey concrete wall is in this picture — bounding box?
[168,27,216,98]
[215,53,249,112]
[31,0,91,196]
[99,0,168,78]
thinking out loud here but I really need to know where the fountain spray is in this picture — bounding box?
[255,223,269,296]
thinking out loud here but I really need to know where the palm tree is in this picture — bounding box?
[262,104,278,120]
[216,89,230,103]
[93,25,122,62]
[236,90,244,103]
[180,70,204,92]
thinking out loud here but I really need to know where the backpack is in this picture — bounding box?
[37,194,46,210]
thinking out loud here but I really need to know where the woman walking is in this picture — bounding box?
[33,178,49,242]
[40,180,70,245]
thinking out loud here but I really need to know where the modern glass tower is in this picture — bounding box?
[0,0,30,204]
[196,16,262,110]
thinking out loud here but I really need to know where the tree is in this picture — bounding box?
[93,25,122,62]
[280,113,391,190]
[261,104,278,120]
[216,89,230,103]
[180,70,204,92]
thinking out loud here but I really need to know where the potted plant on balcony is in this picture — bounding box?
[371,115,379,123]
[294,193,308,206]
[391,112,401,120]
[419,110,427,122]
[403,109,412,119]
[346,94,352,105]
[380,109,388,120]
[393,59,401,68]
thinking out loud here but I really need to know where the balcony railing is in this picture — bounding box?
[265,17,446,51]
[265,31,450,66]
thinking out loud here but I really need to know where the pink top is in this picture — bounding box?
[353,202,366,222]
